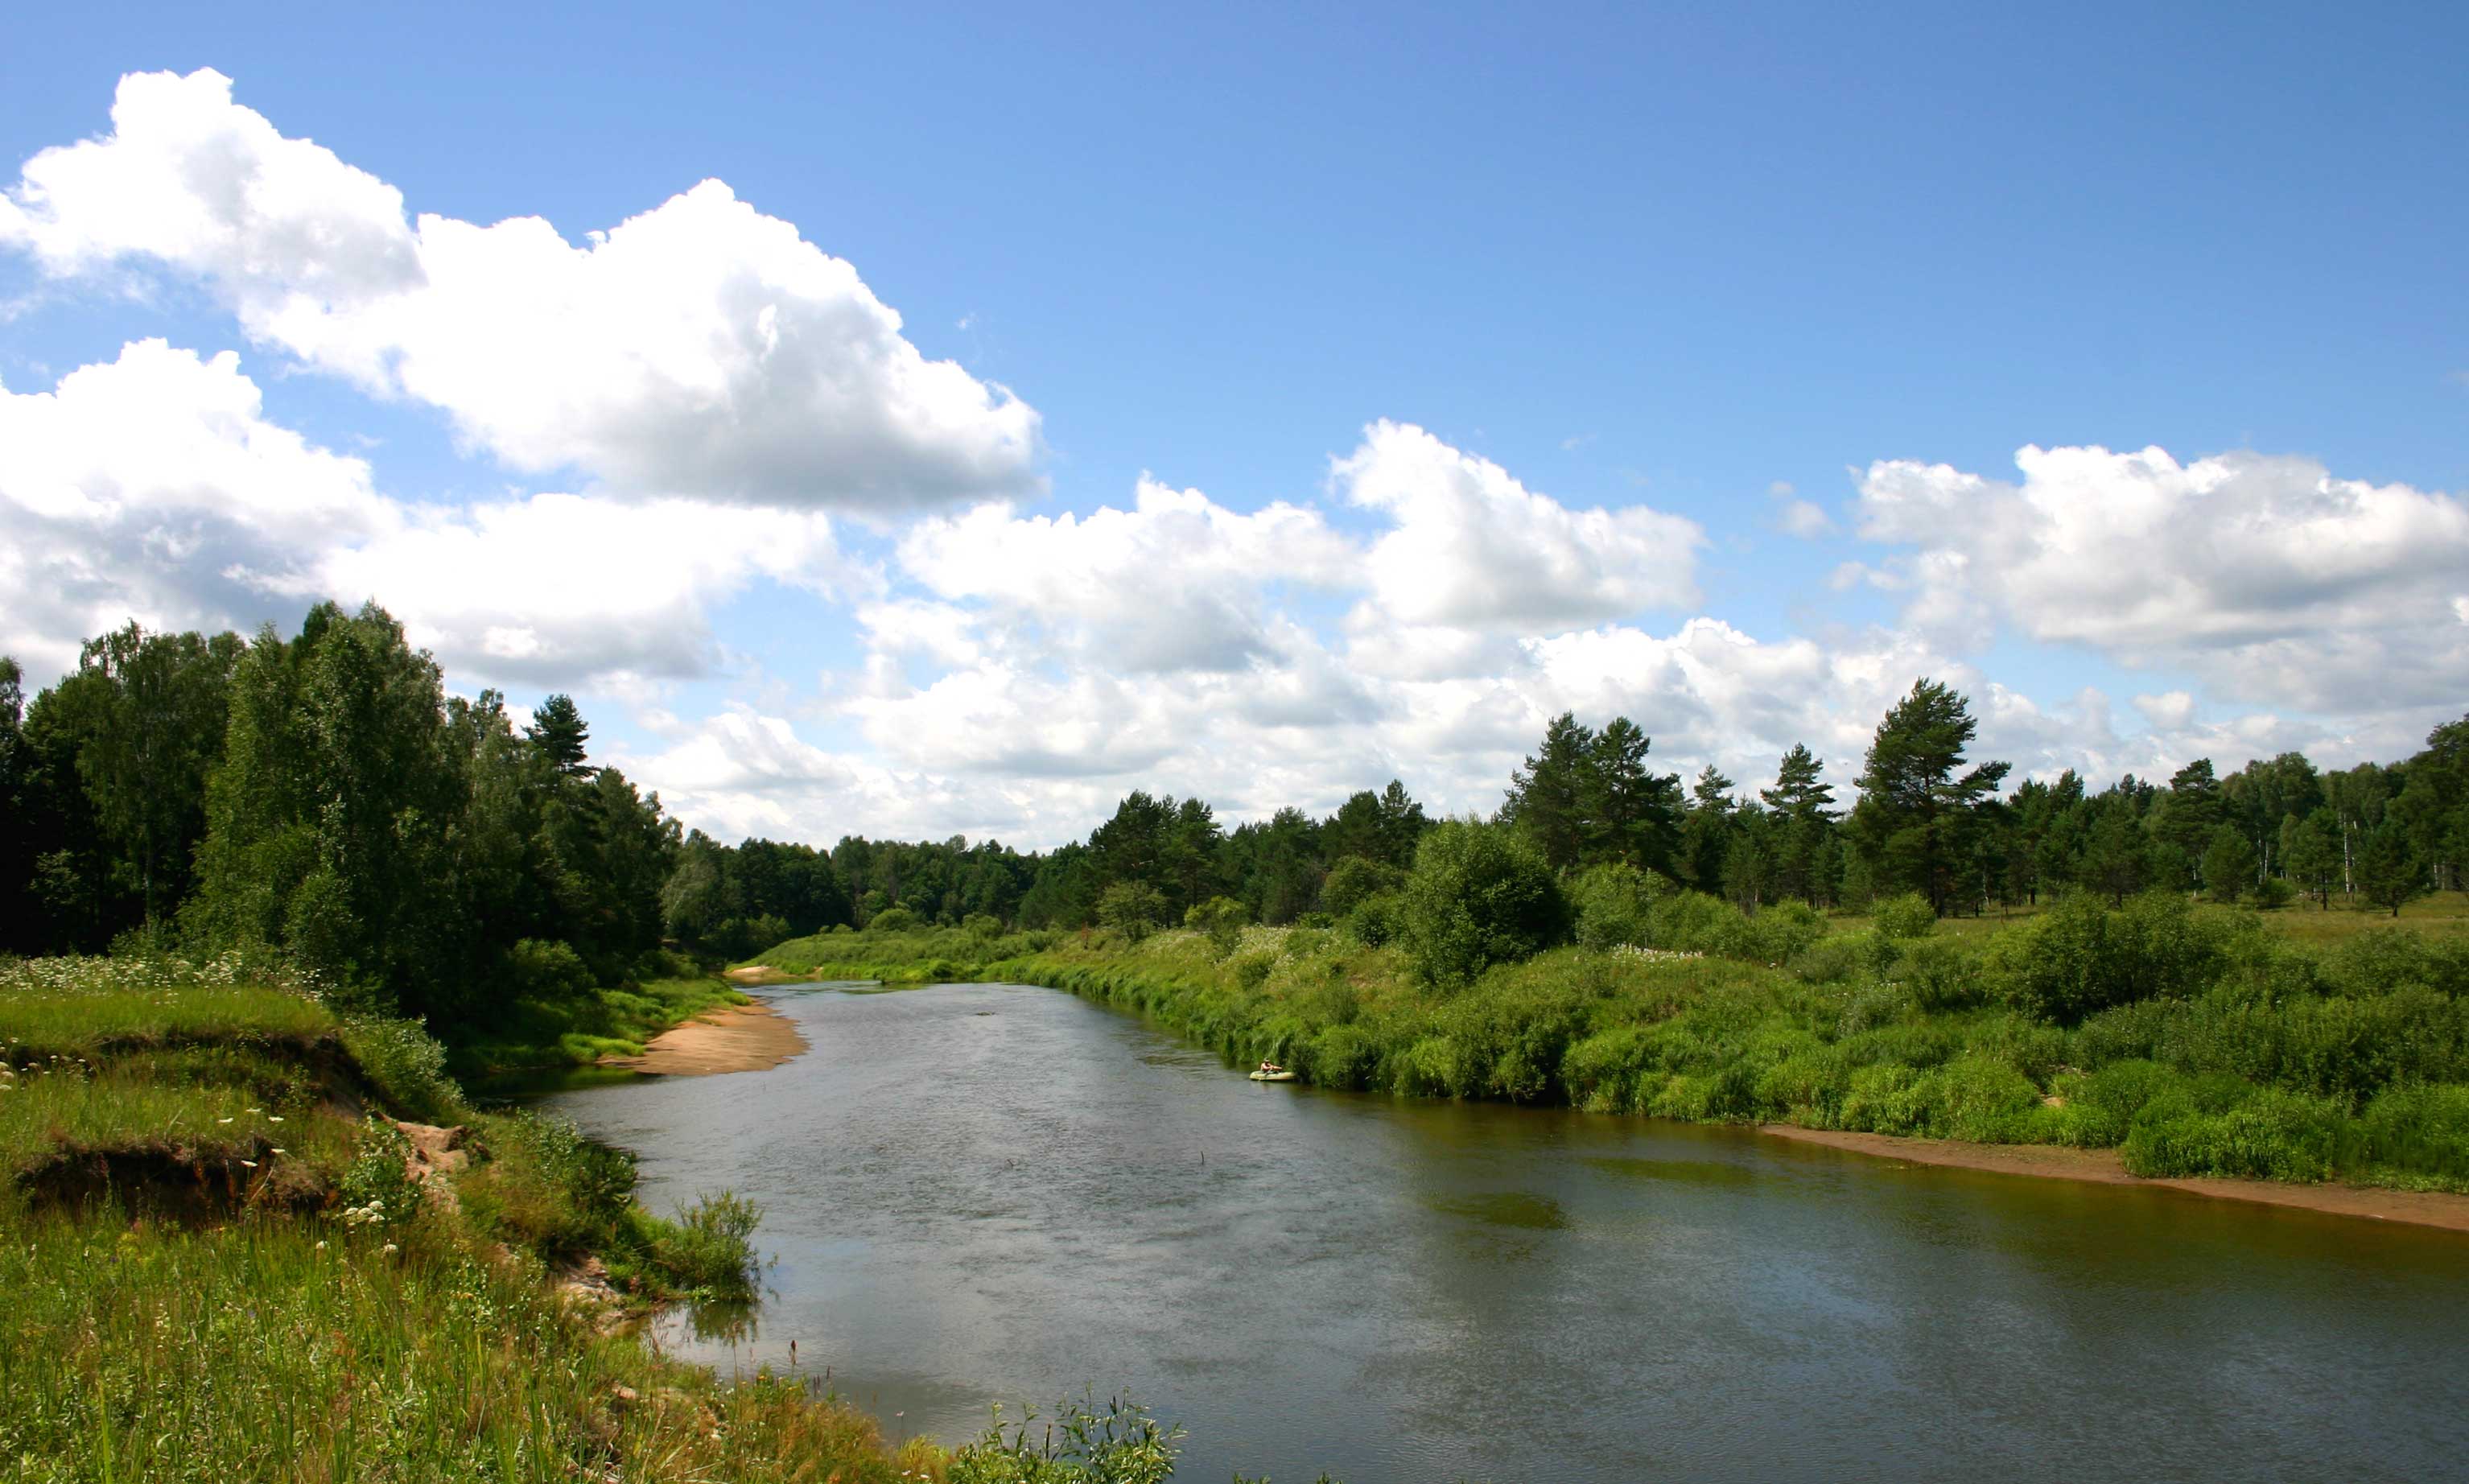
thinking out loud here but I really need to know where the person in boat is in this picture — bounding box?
[1258,1059,1284,1075]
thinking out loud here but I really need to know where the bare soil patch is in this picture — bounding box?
[1758,1123,2469,1233]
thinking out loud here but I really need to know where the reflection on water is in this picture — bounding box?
[546,983,2469,1484]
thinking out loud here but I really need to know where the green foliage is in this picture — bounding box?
[1873,892,1937,942]
[1399,822,1571,987]
[1181,895,1250,956]
[1339,890,1403,947]
[1094,881,1169,942]
[868,905,921,933]
[1994,892,2228,1024]
[654,1190,764,1299]
[946,1395,1186,1484]
[1320,855,1406,917]
[2202,826,2260,904]
[501,937,594,1000]
[336,1015,465,1124]
[1568,862,1659,950]
[2357,821,2426,917]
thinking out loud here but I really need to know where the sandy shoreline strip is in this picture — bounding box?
[602,1000,809,1077]
[1758,1123,2469,1233]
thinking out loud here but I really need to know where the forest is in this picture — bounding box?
[5,605,2461,1043]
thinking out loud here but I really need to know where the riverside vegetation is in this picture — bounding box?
[0,951,1303,1482]
[756,872,2469,1192]
[1,600,2460,1474]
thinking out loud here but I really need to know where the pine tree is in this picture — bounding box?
[1504,713,1595,871]
[526,693,592,777]
[1846,678,2011,913]
[1585,718,1681,874]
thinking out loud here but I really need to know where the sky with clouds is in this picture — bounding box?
[3,5,2466,849]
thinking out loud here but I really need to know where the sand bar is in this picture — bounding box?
[603,1000,808,1076]
[1759,1123,2469,1233]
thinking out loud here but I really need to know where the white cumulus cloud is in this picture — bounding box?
[897,476,1355,673]
[1856,443,2469,711]
[0,340,858,691]
[2,68,1039,510]
[1334,419,1703,634]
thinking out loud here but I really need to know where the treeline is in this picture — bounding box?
[1492,679,2466,921]
[4,606,2463,1031]
[0,606,676,1025]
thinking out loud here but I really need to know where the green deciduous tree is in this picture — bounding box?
[1400,821,1570,987]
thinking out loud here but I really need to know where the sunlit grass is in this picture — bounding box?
[0,956,939,1482]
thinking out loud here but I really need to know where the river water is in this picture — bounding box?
[540,982,2469,1483]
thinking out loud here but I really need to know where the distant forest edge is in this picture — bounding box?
[0,600,2463,1040]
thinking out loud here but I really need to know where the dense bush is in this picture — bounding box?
[1873,892,1937,942]
[1321,857,1407,917]
[1399,822,1570,987]
[1568,863,1660,950]
[1994,892,2228,1023]
[501,938,593,1001]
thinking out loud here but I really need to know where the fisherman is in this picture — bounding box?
[1258,1059,1283,1075]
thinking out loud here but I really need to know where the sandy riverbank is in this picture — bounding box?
[1759,1123,2469,1233]
[602,1000,809,1076]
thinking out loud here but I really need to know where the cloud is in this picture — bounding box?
[1334,420,1703,633]
[288,493,853,686]
[897,476,1355,673]
[1856,443,2469,711]
[3,68,1040,510]
[0,340,857,691]
[2133,690,2196,730]
[1774,499,1834,538]
[0,339,390,678]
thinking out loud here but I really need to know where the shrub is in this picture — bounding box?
[2251,876,2295,910]
[1321,857,1408,917]
[1183,897,1247,956]
[1789,934,1869,984]
[1095,884,1169,943]
[653,1191,763,1299]
[868,905,920,933]
[2123,1086,2348,1181]
[2323,928,2469,1000]
[2357,1082,2469,1183]
[1399,822,1570,987]
[1343,889,1406,947]
[1568,863,1658,950]
[340,1016,464,1124]
[1230,953,1275,991]
[1897,937,1989,1012]
[1996,891,2226,1024]
[1736,901,1827,965]
[1873,892,1937,942]
[501,938,592,1000]
[1645,892,1741,956]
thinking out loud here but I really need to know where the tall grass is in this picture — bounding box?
[0,959,945,1483]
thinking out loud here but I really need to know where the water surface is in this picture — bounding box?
[543,983,2469,1483]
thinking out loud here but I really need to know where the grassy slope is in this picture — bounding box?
[0,956,940,1483]
[754,901,2469,1193]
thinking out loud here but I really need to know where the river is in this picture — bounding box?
[540,982,2469,1482]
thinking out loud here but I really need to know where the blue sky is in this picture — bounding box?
[4,3,2465,846]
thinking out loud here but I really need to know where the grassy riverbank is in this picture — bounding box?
[756,892,2469,1193]
[0,953,941,1482]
